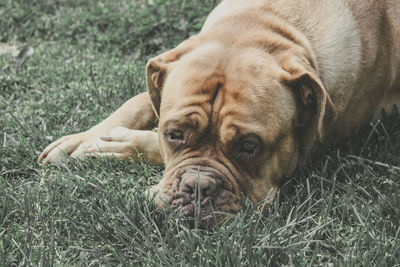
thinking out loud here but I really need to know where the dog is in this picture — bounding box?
[38,0,400,222]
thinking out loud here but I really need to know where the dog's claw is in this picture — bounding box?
[37,132,90,166]
[100,136,113,142]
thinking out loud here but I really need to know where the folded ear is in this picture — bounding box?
[282,58,336,142]
[146,36,200,117]
[146,58,167,117]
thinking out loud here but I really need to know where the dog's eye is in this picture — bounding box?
[167,130,184,141]
[241,141,257,154]
[236,135,262,160]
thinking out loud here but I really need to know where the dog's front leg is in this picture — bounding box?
[86,127,163,165]
[38,92,160,166]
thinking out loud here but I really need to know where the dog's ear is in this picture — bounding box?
[146,58,167,117]
[146,37,200,117]
[282,58,336,142]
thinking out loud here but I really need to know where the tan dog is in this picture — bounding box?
[38,0,400,221]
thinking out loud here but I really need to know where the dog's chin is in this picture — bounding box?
[175,202,238,229]
[150,186,242,228]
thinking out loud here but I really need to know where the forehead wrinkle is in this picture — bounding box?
[217,87,286,147]
[209,81,227,135]
[161,53,226,132]
[162,42,234,136]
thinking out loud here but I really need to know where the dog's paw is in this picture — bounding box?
[38,127,161,166]
[85,126,141,160]
[38,131,92,166]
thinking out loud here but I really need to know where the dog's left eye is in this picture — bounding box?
[236,135,261,160]
[241,141,257,154]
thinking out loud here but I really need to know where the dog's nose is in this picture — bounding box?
[179,170,221,201]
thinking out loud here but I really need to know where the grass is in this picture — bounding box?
[0,0,399,265]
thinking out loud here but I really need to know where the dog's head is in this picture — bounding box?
[147,33,335,224]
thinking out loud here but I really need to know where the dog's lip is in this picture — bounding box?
[170,184,226,209]
[171,194,212,208]
[172,189,241,219]
[164,159,237,193]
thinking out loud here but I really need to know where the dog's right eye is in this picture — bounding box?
[165,130,185,144]
[169,130,183,140]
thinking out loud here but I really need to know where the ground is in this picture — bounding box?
[0,0,399,265]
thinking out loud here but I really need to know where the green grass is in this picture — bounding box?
[1,0,399,265]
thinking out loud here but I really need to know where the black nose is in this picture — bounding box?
[179,169,221,202]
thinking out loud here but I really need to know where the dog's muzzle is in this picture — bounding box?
[171,166,224,208]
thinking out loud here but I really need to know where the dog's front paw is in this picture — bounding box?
[38,127,161,166]
[38,131,92,166]
[85,126,141,160]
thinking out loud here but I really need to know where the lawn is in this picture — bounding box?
[1,0,399,265]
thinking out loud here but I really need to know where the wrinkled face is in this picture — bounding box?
[149,43,301,223]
